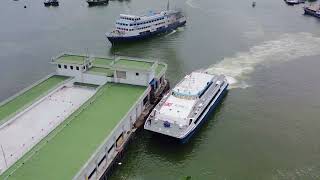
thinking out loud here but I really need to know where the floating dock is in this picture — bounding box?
[0,53,168,180]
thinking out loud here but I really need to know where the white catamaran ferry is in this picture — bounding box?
[106,7,186,43]
[144,71,229,143]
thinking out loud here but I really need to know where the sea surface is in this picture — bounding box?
[1,0,320,179]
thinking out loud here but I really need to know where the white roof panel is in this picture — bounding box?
[158,96,196,125]
[173,72,214,96]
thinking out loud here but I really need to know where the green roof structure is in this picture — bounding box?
[54,55,87,65]
[1,83,146,180]
[0,75,67,124]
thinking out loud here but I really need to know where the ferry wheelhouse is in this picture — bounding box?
[106,10,186,43]
[144,71,229,143]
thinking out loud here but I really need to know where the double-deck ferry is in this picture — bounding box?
[106,8,186,43]
[144,71,228,143]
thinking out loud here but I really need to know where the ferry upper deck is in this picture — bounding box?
[0,53,167,180]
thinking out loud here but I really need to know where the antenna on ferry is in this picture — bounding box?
[167,0,170,10]
[85,48,89,64]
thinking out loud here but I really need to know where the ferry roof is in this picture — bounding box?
[92,57,114,67]
[173,72,214,96]
[52,53,167,77]
[87,67,114,77]
[114,59,153,70]
[120,11,163,19]
[54,54,88,65]
[0,75,68,125]
[159,96,196,124]
[1,83,146,180]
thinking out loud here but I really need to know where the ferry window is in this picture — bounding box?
[88,168,96,179]
[143,96,148,106]
[136,72,139,76]
[76,66,79,70]
[58,64,61,68]
[98,155,106,166]
[116,70,127,79]
[70,65,73,70]
[107,144,115,153]
[116,133,124,148]
[64,65,67,69]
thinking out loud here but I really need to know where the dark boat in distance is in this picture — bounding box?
[44,0,59,6]
[284,0,305,5]
[87,0,108,6]
[304,4,320,18]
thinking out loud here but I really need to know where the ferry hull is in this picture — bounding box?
[87,0,108,6]
[107,20,186,44]
[179,85,228,144]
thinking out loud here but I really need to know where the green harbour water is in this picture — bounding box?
[1,0,320,179]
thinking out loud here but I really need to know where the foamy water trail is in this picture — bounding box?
[165,30,177,37]
[186,0,200,9]
[206,32,320,89]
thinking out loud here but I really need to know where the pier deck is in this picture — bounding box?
[0,75,67,124]
[0,83,146,180]
[0,85,96,173]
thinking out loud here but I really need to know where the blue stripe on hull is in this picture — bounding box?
[107,21,186,44]
[179,85,229,144]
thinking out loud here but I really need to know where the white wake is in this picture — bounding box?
[165,30,177,37]
[205,32,320,88]
[186,0,200,9]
